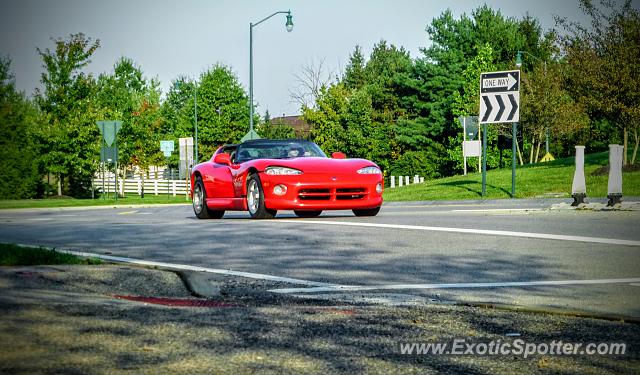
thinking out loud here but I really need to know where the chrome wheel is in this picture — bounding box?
[247,179,260,214]
[193,183,203,214]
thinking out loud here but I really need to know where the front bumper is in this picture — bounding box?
[260,173,383,210]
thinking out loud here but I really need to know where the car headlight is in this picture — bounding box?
[265,166,303,175]
[357,166,382,175]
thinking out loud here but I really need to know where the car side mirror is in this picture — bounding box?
[331,152,346,159]
[213,153,231,165]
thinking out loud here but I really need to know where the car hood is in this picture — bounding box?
[254,157,378,174]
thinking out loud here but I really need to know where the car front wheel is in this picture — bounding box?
[352,207,380,217]
[246,173,277,219]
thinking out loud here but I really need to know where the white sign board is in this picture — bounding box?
[178,137,194,179]
[479,70,520,124]
[160,140,174,152]
[463,140,481,157]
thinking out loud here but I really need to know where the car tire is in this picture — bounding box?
[246,173,276,219]
[352,207,380,217]
[294,210,322,218]
[193,176,225,219]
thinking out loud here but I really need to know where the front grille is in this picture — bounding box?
[298,187,367,201]
[298,188,331,200]
[336,188,366,200]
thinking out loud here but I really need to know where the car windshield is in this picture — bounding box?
[235,140,327,163]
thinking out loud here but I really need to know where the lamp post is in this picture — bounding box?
[174,82,198,164]
[516,50,550,155]
[243,10,293,142]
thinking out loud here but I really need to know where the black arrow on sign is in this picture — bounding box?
[482,95,492,122]
[495,95,505,122]
[507,94,518,121]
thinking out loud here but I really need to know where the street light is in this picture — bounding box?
[516,50,550,155]
[174,81,198,164]
[242,10,293,142]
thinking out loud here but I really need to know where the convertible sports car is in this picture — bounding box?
[190,139,383,219]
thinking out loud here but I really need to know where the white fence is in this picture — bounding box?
[388,175,425,188]
[93,178,191,197]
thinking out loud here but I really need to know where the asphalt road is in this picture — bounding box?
[1,199,639,318]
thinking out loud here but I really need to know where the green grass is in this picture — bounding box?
[0,243,101,266]
[384,151,640,201]
[0,195,190,210]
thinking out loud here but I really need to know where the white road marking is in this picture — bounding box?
[12,245,333,288]
[25,218,52,221]
[269,277,640,294]
[118,211,138,215]
[12,243,639,302]
[275,220,640,246]
[451,208,543,213]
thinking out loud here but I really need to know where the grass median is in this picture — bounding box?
[0,195,190,210]
[384,151,640,201]
[0,243,101,266]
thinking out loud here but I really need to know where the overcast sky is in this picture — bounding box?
[1,0,634,117]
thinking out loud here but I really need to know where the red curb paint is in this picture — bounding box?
[112,295,234,308]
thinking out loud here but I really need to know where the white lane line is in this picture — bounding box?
[18,245,333,288]
[275,220,640,246]
[451,208,543,212]
[118,211,138,215]
[269,277,640,294]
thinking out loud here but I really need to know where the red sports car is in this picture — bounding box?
[190,139,383,219]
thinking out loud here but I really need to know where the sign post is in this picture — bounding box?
[97,121,122,202]
[479,70,520,198]
[459,116,480,176]
[160,140,174,200]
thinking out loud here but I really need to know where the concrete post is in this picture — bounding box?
[414,175,419,183]
[398,176,403,187]
[607,144,623,206]
[405,176,410,186]
[420,177,425,183]
[571,146,586,206]
[390,176,395,188]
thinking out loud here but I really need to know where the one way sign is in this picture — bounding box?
[479,70,520,123]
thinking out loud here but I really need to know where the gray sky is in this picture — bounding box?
[0,0,628,117]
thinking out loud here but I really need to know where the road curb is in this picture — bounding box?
[177,271,222,298]
[382,196,640,207]
[0,203,190,212]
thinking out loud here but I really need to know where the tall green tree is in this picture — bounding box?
[34,33,102,197]
[184,65,253,159]
[395,6,554,175]
[362,40,412,121]
[96,57,163,177]
[0,57,41,198]
[559,0,640,164]
[305,83,393,171]
[343,45,366,90]
[447,43,497,172]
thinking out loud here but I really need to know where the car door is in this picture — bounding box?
[204,147,235,198]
